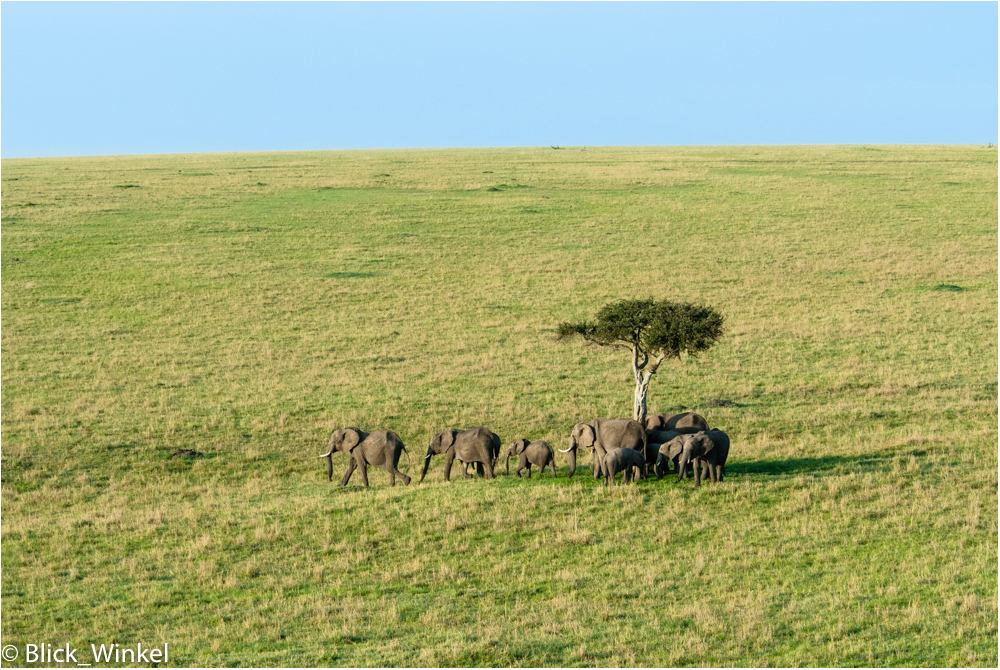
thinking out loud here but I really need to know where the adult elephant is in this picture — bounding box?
[318,427,411,487]
[645,412,710,434]
[420,427,499,482]
[467,433,502,478]
[675,429,731,486]
[560,418,646,479]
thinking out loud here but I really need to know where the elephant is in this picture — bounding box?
[505,439,557,478]
[654,434,687,479]
[560,418,646,479]
[644,429,681,469]
[466,432,502,478]
[318,427,411,487]
[645,412,710,434]
[675,429,731,486]
[603,447,648,486]
[420,427,499,482]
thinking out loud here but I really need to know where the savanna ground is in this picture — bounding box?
[1,145,997,667]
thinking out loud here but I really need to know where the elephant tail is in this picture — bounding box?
[401,446,411,474]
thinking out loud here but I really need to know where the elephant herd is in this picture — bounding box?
[318,412,731,489]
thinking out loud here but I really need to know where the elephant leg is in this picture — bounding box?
[388,464,411,486]
[443,451,456,482]
[483,459,495,480]
[340,456,358,486]
[550,458,557,478]
[515,461,523,478]
[461,461,474,480]
[525,465,532,479]
[476,462,485,478]
[356,458,370,487]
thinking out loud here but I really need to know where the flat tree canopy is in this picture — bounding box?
[558,299,725,424]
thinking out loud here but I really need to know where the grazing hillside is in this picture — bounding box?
[2,145,996,666]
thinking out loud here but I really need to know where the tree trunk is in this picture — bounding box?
[631,346,666,425]
[633,372,651,425]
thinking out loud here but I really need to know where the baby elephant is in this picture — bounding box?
[603,447,647,486]
[654,435,687,480]
[505,439,557,478]
[645,429,681,473]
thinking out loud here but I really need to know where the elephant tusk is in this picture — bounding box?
[558,446,574,453]
[318,450,334,458]
[424,454,433,460]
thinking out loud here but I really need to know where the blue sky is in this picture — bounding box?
[2,2,996,158]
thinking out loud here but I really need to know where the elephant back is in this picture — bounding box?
[528,440,554,463]
[595,418,646,451]
[666,412,710,434]
[458,427,498,458]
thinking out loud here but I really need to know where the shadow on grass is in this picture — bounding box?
[732,448,927,477]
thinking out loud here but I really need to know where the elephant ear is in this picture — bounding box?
[581,423,596,448]
[516,439,529,454]
[665,437,685,459]
[342,428,361,451]
[691,434,712,456]
[440,430,456,450]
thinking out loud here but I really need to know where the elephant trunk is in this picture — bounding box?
[505,449,512,475]
[676,452,690,483]
[560,436,578,478]
[655,453,664,480]
[320,434,336,482]
[318,433,337,459]
[420,446,434,483]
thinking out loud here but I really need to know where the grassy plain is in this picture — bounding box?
[1,145,997,667]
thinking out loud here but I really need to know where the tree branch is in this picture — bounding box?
[647,352,667,375]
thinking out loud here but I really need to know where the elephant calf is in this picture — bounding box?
[603,447,647,487]
[645,429,681,472]
[505,439,557,478]
[654,434,687,479]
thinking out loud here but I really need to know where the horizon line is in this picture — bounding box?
[3,142,995,161]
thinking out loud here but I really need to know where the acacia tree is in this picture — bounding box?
[557,299,724,425]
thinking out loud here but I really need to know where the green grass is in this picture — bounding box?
[1,145,997,667]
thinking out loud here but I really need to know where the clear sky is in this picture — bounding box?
[2,2,996,158]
